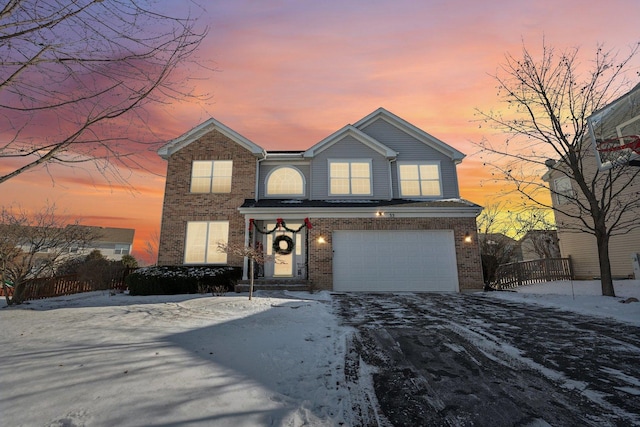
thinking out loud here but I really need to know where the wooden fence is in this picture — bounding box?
[492,258,574,290]
[0,268,136,301]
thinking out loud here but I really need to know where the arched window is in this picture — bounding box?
[266,167,305,196]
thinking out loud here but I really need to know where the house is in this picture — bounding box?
[478,233,522,263]
[81,226,135,261]
[544,155,640,279]
[543,84,640,279]
[542,146,640,280]
[14,225,135,261]
[519,230,560,261]
[157,108,484,292]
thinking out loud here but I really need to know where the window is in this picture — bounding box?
[554,177,574,205]
[329,160,371,195]
[266,167,305,196]
[190,160,233,193]
[114,244,130,255]
[184,221,229,264]
[398,162,442,197]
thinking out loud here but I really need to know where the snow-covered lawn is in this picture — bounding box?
[487,279,640,325]
[1,280,638,426]
[0,291,356,427]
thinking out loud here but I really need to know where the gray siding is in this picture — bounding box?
[310,135,391,200]
[258,162,310,199]
[360,119,460,198]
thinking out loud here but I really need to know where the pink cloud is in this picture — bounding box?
[4,0,640,244]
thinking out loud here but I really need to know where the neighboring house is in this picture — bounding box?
[519,230,560,261]
[478,233,522,262]
[82,227,135,261]
[19,226,136,261]
[157,108,484,292]
[543,147,640,279]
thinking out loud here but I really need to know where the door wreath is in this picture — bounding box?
[273,235,294,255]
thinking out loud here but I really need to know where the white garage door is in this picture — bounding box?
[332,230,459,292]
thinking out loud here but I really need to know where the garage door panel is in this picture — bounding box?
[333,230,458,292]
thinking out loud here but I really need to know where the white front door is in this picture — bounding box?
[264,223,304,278]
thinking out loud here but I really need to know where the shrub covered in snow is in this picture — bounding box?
[126,266,241,295]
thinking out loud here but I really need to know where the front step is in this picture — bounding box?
[235,279,311,293]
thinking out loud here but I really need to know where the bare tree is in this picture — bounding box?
[0,0,207,185]
[478,203,559,285]
[476,41,640,296]
[476,204,522,285]
[143,229,161,266]
[217,242,274,301]
[0,204,99,305]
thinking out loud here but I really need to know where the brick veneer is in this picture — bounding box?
[306,217,483,292]
[157,129,257,267]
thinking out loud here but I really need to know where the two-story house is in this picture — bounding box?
[157,108,484,292]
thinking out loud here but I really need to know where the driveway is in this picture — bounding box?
[333,293,640,427]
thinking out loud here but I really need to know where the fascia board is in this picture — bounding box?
[238,206,482,218]
[158,118,265,159]
[303,125,397,159]
[354,108,466,162]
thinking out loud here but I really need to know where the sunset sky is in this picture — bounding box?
[3,0,640,264]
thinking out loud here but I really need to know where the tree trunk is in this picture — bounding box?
[595,226,616,297]
[11,281,27,305]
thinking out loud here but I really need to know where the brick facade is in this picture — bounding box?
[157,130,257,267]
[306,217,483,292]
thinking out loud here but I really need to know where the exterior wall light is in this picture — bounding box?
[464,232,473,243]
[375,211,385,217]
[317,236,326,244]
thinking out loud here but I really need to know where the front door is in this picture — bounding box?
[264,223,303,278]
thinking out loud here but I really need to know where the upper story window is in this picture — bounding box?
[398,162,442,197]
[553,176,574,205]
[266,166,305,196]
[329,160,372,195]
[190,160,233,193]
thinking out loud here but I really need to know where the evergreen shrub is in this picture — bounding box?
[126,266,241,296]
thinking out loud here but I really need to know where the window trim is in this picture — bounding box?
[328,159,373,196]
[265,166,306,198]
[190,160,233,194]
[397,161,443,198]
[184,220,229,265]
[553,176,574,205]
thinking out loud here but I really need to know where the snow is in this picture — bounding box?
[1,280,639,426]
[486,279,640,325]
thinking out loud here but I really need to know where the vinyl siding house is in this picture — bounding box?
[16,225,135,261]
[543,144,640,279]
[157,108,484,292]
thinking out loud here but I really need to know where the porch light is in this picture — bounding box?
[464,232,473,243]
[375,211,385,217]
[317,236,326,244]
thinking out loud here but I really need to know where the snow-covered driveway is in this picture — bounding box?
[334,292,640,426]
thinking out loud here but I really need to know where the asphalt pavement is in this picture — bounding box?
[333,292,640,427]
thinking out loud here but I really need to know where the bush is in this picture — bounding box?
[125,266,241,296]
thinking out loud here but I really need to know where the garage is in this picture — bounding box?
[332,230,459,292]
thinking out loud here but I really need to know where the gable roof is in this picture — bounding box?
[157,117,266,159]
[303,125,398,159]
[354,108,466,163]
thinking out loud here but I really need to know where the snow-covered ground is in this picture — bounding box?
[1,280,638,426]
[487,279,640,325]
